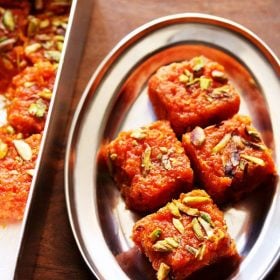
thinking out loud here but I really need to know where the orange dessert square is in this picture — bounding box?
[102,120,194,212]
[182,115,276,203]
[132,189,239,280]
[148,56,240,135]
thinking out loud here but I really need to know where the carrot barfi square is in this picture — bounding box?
[182,115,276,203]
[148,56,240,135]
[132,189,239,280]
[102,120,194,212]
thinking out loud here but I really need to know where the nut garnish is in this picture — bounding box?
[196,243,207,260]
[161,154,172,170]
[13,139,32,161]
[190,126,206,146]
[192,218,205,241]
[240,154,265,166]
[142,144,152,175]
[200,77,212,90]
[172,218,185,234]
[245,125,262,142]
[210,85,231,98]
[174,200,200,216]
[211,70,228,82]
[26,169,35,176]
[212,133,231,153]
[150,228,162,242]
[182,196,211,206]
[131,128,146,140]
[44,50,61,62]
[28,99,47,118]
[186,244,199,256]
[198,217,214,238]
[3,10,15,31]
[25,43,42,55]
[0,140,8,159]
[167,201,181,218]
[157,263,170,280]
[38,88,52,100]
[153,237,179,252]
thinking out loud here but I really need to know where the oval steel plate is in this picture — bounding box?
[65,13,280,280]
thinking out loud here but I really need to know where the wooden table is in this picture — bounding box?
[16,0,280,279]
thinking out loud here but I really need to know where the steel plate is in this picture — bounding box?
[65,13,280,280]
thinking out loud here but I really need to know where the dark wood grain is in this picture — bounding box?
[18,0,280,279]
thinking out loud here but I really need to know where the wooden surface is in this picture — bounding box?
[18,0,280,279]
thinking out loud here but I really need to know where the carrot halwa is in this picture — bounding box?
[0,1,70,222]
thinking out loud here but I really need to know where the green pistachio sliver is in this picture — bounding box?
[211,85,231,98]
[187,77,200,86]
[182,196,211,206]
[172,218,185,234]
[131,128,146,140]
[245,125,262,142]
[44,50,61,62]
[142,144,152,175]
[174,201,200,216]
[0,140,8,159]
[25,43,42,55]
[190,126,206,146]
[242,139,267,151]
[186,244,199,256]
[149,228,162,242]
[179,74,189,83]
[153,237,179,252]
[211,70,228,82]
[200,77,212,90]
[13,139,32,161]
[39,19,50,29]
[56,41,64,52]
[196,243,207,260]
[167,201,181,218]
[240,154,265,166]
[3,10,15,31]
[192,56,205,72]
[212,133,231,153]
[38,88,52,100]
[28,99,47,118]
[200,211,214,227]
[157,263,170,280]
[198,217,214,238]
[27,17,40,37]
[192,218,205,241]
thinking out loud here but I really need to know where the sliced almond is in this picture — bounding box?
[13,139,32,161]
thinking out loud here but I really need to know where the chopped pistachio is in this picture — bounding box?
[192,218,205,241]
[192,56,205,72]
[25,43,42,55]
[109,153,117,160]
[152,237,179,252]
[44,50,61,62]
[179,74,189,83]
[27,17,40,37]
[39,19,50,29]
[200,211,214,227]
[3,10,15,31]
[245,125,262,142]
[190,126,206,146]
[198,217,214,238]
[196,243,206,260]
[232,135,244,149]
[211,70,228,82]
[38,88,52,100]
[167,201,181,218]
[13,139,32,161]
[183,196,211,206]
[56,41,64,52]
[212,133,231,153]
[131,128,146,140]
[187,77,200,86]
[185,244,199,256]
[161,154,172,170]
[0,37,16,49]
[244,141,267,151]
[157,263,170,280]
[149,228,162,242]
[239,159,248,171]
[28,99,47,118]
[142,144,152,175]
[240,154,265,166]
[210,85,231,98]
[174,201,200,216]
[6,125,15,134]
[200,77,212,90]
[0,140,8,159]
[172,218,185,234]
